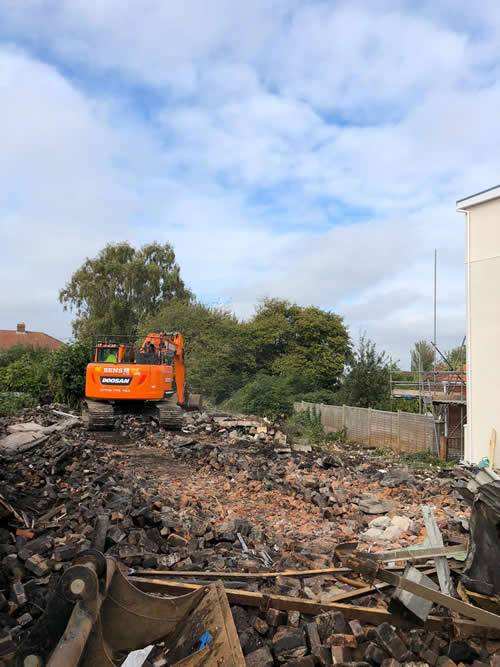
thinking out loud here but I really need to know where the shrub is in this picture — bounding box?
[0,392,37,416]
[0,353,49,394]
[224,373,294,419]
[48,340,92,406]
[295,389,338,404]
[0,344,52,368]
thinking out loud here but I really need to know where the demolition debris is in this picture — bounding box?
[1,405,499,665]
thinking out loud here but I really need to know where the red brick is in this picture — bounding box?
[328,634,357,648]
[24,554,49,577]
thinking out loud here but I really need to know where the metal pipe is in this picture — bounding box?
[434,248,437,369]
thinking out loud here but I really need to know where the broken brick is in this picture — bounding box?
[375,624,411,663]
[272,627,307,662]
[448,641,480,664]
[24,554,49,577]
[331,645,352,664]
[16,612,33,627]
[166,533,188,549]
[266,607,287,627]
[245,645,274,666]
[252,616,269,636]
[315,610,348,643]
[283,656,316,667]
[349,619,366,642]
[328,633,357,648]
[53,544,77,562]
[365,642,389,665]
[10,583,26,607]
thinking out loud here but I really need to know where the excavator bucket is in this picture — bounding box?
[15,551,245,667]
[185,393,203,411]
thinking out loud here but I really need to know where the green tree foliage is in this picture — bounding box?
[411,340,435,371]
[0,344,51,368]
[340,335,392,409]
[247,298,351,392]
[0,352,50,394]
[59,242,191,338]
[48,340,92,406]
[225,373,294,419]
[142,300,254,404]
[444,345,466,369]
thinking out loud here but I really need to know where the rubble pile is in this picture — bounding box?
[233,605,490,667]
[0,405,498,665]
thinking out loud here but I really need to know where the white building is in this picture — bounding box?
[457,185,500,465]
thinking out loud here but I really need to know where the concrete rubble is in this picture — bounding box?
[0,404,499,665]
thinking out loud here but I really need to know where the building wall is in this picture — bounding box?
[466,198,500,466]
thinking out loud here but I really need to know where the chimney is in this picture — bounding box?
[16,323,26,334]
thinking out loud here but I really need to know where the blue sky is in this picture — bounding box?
[1,0,499,366]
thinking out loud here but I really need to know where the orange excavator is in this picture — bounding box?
[82,332,200,430]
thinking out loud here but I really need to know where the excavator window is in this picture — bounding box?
[96,347,119,363]
[120,347,135,363]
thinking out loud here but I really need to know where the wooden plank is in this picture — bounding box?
[133,567,351,579]
[130,577,500,637]
[347,557,500,629]
[421,506,455,597]
[164,581,245,666]
[377,544,466,563]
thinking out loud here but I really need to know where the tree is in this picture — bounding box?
[246,298,351,392]
[444,345,466,369]
[59,242,191,338]
[410,340,435,372]
[226,373,294,419]
[340,335,392,409]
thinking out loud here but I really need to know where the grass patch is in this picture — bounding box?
[284,409,346,446]
[367,445,455,469]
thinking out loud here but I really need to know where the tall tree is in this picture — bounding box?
[60,242,191,338]
[444,345,466,369]
[410,340,435,372]
[341,335,392,409]
[246,298,351,392]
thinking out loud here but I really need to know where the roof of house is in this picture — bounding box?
[0,329,63,351]
[456,184,500,210]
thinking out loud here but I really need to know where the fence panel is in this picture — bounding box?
[293,401,434,454]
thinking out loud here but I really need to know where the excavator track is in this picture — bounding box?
[155,402,184,430]
[81,400,115,431]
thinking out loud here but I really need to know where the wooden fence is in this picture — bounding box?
[293,401,436,454]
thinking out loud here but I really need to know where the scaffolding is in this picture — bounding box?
[390,369,466,459]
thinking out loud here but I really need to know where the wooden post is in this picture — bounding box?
[397,410,401,451]
[489,429,496,468]
[368,408,372,446]
[342,405,346,429]
[440,436,448,461]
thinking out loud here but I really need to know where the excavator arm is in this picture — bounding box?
[140,332,186,406]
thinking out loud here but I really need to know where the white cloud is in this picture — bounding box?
[0,1,497,365]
